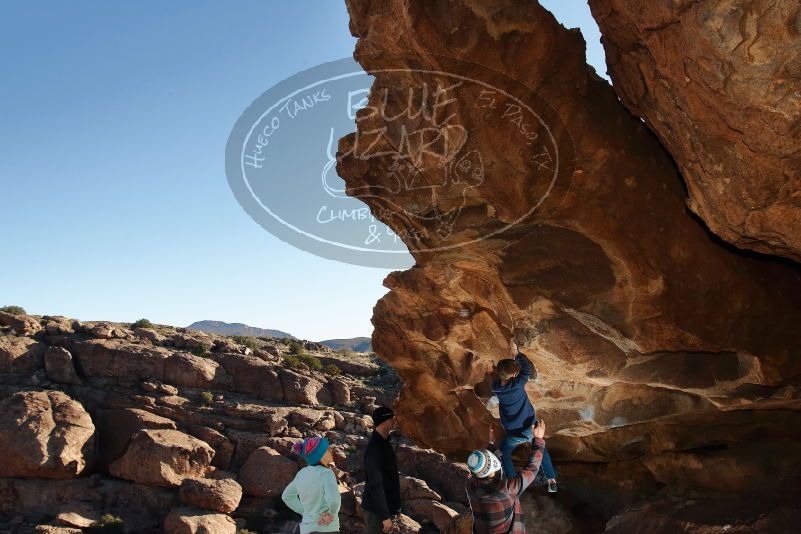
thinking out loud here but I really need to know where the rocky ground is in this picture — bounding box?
[0,310,517,534]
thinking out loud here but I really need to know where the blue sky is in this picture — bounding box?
[0,1,606,341]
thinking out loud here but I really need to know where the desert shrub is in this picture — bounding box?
[336,347,351,355]
[287,340,305,356]
[283,353,322,371]
[190,343,212,357]
[199,391,214,406]
[283,354,303,370]
[86,514,125,533]
[324,363,342,376]
[232,335,261,351]
[0,305,25,315]
[300,354,322,371]
[130,318,153,329]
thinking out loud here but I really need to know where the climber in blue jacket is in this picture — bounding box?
[488,336,558,493]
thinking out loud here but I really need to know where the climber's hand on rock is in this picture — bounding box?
[510,337,518,356]
[533,419,545,439]
[318,512,334,526]
[382,518,393,532]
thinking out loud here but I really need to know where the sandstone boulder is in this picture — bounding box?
[0,390,95,478]
[96,408,177,468]
[43,316,74,336]
[108,429,214,487]
[0,336,46,373]
[327,377,351,405]
[394,514,423,534]
[400,475,441,501]
[214,352,282,400]
[163,507,236,534]
[164,352,225,389]
[0,311,42,335]
[401,499,461,532]
[186,425,234,470]
[44,346,82,385]
[279,368,332,405]
[179,477,242,513]
[88,322,121,339]
[71,339,171,381]
[238,446,298,497]
[134,327,165,344]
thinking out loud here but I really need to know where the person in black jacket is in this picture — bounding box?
[361,406,401,533]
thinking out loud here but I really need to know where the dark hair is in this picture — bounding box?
[478,470,502,486]
[496,359,520,380]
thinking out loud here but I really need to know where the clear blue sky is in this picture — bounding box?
[0,1,606,341]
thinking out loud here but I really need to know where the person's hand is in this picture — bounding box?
[382,517,393,533]
[533,418,545,439]
[318,511,334,526]
[510,337,518,356]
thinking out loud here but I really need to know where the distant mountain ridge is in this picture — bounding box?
[187,320,372,352]
[187,320,293,339]
[319,337,372,353]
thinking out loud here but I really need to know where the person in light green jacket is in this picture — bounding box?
[282,436,342,534]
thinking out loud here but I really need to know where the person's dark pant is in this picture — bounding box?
[363,509,386,534]
[500,426,557,479]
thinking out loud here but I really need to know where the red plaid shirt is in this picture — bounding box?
[466,437,545,534]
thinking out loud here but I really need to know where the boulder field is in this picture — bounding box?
[0,314,482,533]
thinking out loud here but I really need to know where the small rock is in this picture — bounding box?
[266,412,288,436]
[334,411,346,430]
[89,322,117,339]
[315,415,337,432]
[55,502,99,528]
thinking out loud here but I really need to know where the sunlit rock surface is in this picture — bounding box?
[589,0,801,262]
[339,0,801,528]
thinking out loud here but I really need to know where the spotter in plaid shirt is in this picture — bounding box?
[466,437,545,534]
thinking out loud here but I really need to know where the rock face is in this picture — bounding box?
[108,429,214,487]
[588,0,801,262]
[0,390,95,478]
[339,0,801,528]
